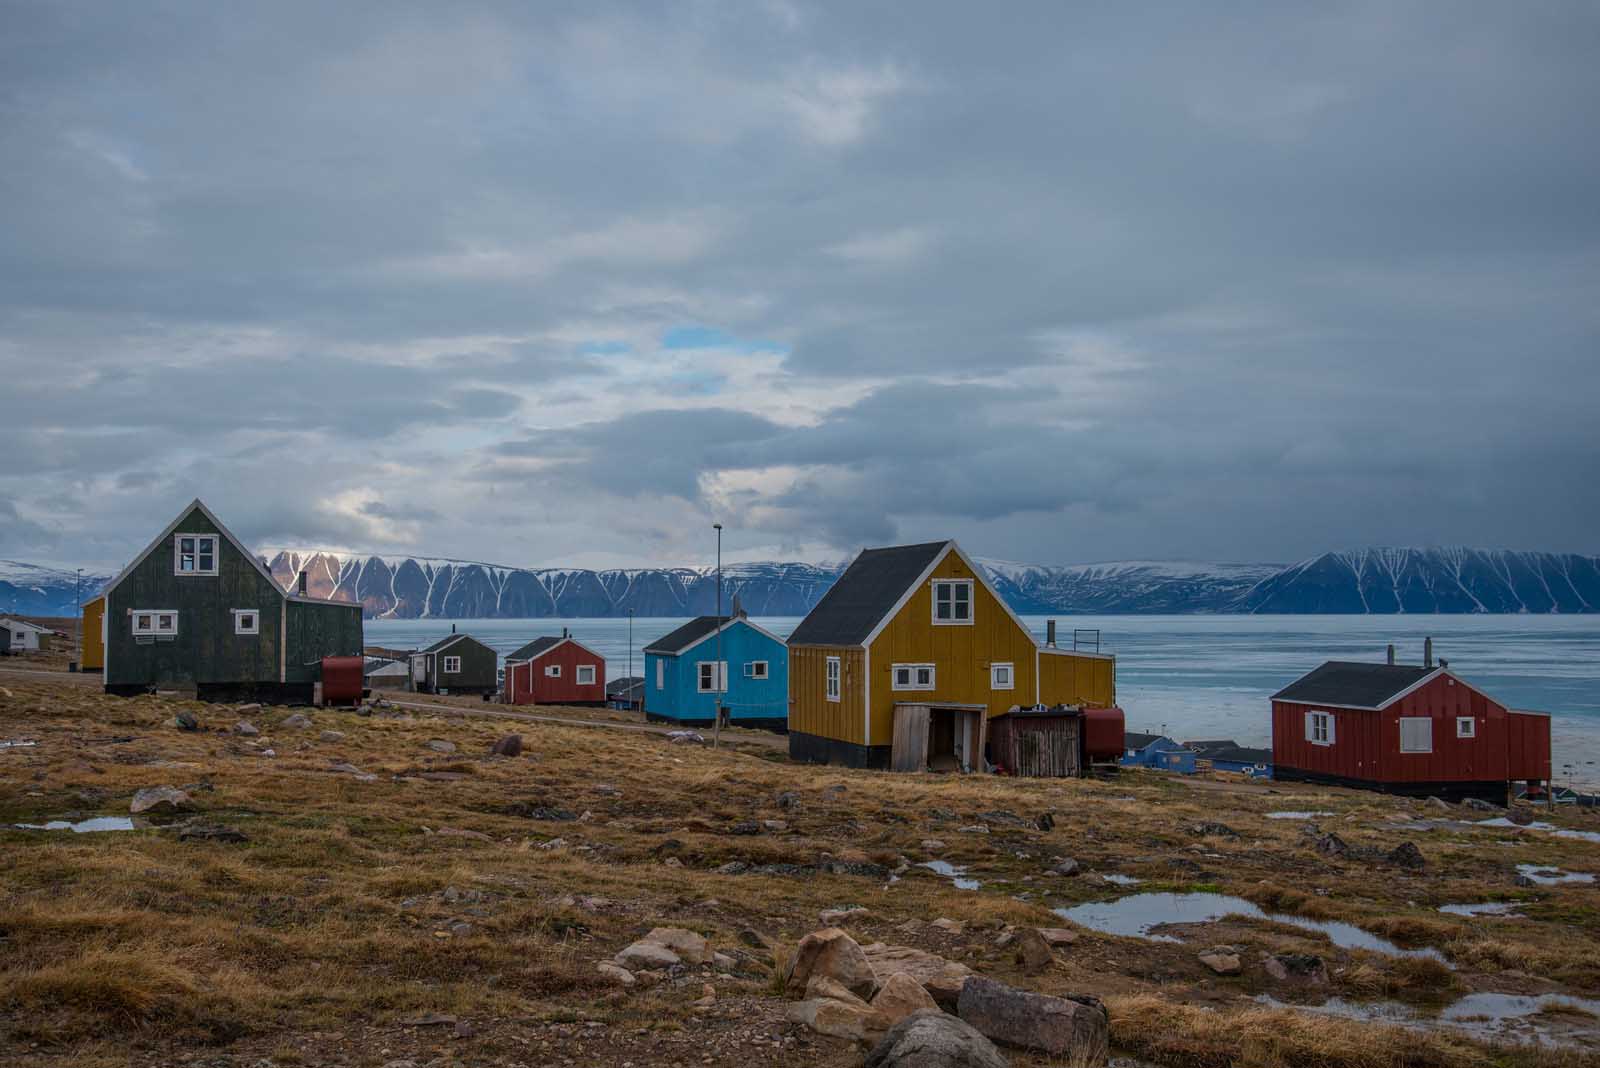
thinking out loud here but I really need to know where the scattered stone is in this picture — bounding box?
[596,962,636,987]
[715,861,750,875]
[737,929,771,950]
[820,906,870,926]
[775,791,802,810]
[1198,950,1242,976]
[1047,857,1080,877]
[282,713,312,729]
[729,820,761,835]
[330,762,377,782]
[866,1010,1010,1068]
[177,822,247,843]
[870,972,939,1025]
[452,1019,476,1039]
[931,918,966,935]
[436,826,493,842]
[1036,928,1077,947]
[1427,796,1451,810]
[1387,841,1427,869]
[402,1012,458,1027]
[663,856,682,868]
[1035,812,1055,832]
[233,721,259,736]
[1313,832,1349,857]
[806,973,871,1008]
[1009,928,1053,971]
[615,941,681,970]
[489,734,522,757]
[692,983,717,1009]
[538,837,567,850]
[425,739,457,754]
[860,943,973,1012]
[1265,953,1329,984]
[502,800,577,821]
[319,730,345,743]
[1508,807,1535,827]
[130,785,193,814]
[761,819,788,832]
[957,976,1108,1060]
[957,825,990,835]
[1189,821,1241,839]
[784,927,878,999]
[1464,797,1501,812]
[640,927,711,964]
[174,710,200,732]
[921,838,947,851]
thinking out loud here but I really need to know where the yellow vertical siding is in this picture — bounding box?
[1038,648,1116,707]
[788,645,865,744]
[81,596,105,671]
[864,550,1039,747]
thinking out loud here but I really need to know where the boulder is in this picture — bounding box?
[860,943,973,1012]
[1313,832,1349,857]
[1508,807,1535,827]
[785,928,878,999]
[1198,950,1242,976]
[615,941,680,970]
[174,710,200,732]
[774,790,801,810]
[130,786,193,814]
[820,906,870,926]
[956,976,1108,1061]
[870,972,939,1025]
[806,974,871,1008]
[784,998,890,1044]
[1386,841,1426,869]
[319,730,345,743]
[1035,812,1056,832]
[762,819,788,832]
[1009,928,1053,972]
[1464,797,1501,812]
[641,927,710,965]
[489,734,522,757]
[233,721,259,736]
[596,962,636,987]
[931,918,966,935]
[424,739,457,754]
[1047,857,1080,877]
[921,838,947,851]
[866,1010,1010,1068]
[1264,953,1328,984]
[282,713,312,729]
[1036,928,1078,947]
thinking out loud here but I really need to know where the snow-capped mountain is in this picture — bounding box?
[0,560,110,618]
[978,558,1280,614]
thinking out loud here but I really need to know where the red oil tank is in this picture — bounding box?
[1080,706,1126,762]
[321,656,365,706]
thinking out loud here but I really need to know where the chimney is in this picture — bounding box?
[563,626,569,638]
[452,623,457,634]
[1386,644,1395,666]
[1424,637,1434,669]
[297,570,307,595]
[1046,619,1057,648]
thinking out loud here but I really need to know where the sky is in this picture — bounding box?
[2,2,1597,573]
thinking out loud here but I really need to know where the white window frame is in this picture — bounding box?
[576,664,596,685]
[133,610,179,637]
[232,609,259,636]
[173,534,219,576]
[991,662,1014,690]
[825,656,841,702]
[697,660,727,693]
[656,659,664,690]
[1306,710,1335,747]
[1399,716,1433,754]
[891,662,937,691]
[545,664,562,678]
[743,660,769,679]
[1456,716,1476,739]
[443,655,462,674]
[931,579,974,625]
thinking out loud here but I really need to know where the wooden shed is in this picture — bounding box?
[410,631,497,695]
[505,632,605,706]
[988,707,1084,777]
[1271,658,1551,802]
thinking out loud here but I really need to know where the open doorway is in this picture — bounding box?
[892,702,987,773]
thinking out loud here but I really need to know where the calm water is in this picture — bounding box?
[366,614,1600,786]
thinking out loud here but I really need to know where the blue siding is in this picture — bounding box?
[1213,758,1274,779]
[644,620,789,725]
[1120,737,1197,773]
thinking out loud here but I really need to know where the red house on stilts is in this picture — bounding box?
[504,631,605,707]
[1271,644,1551,803]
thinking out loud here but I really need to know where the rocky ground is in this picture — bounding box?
[2,667,1599,1068]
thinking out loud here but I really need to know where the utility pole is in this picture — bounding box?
[713,522,723,749]
[627,608,634,708]
[75,568,83,671]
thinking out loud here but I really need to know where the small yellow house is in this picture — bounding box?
[787,540,1114,770]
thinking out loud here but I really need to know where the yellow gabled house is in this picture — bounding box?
[787,540,1115,770]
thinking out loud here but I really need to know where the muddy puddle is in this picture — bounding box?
[1516,863,1594,885]
[1266,810,1334,820]
[13,816,144,833]
[1478,816,1600,844]
[1438,901,1522,917]
[920,859,980,890]
[1056,892,1446,961]
[1258,991,1600,1049]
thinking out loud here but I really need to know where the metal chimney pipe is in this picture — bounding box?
[297,570,307,595]
[1424,637,1434,669]
[1046,619,1057,648]
[1387,644,1395,666]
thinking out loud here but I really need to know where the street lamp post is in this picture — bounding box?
[713,522,723,748]
[75,568,83,671]
[627,608,634,710]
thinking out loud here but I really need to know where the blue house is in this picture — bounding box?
[643,613,788,728]
[1121,731,1197,774]
[1207,745,1273,779]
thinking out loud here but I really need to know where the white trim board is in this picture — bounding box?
[666,616,786,659]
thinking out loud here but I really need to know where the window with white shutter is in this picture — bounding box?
[1399,717,1433,753]
[1306,710,1335,746]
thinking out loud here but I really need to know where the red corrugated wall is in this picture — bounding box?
[1273,674,1525,785]
[1506,711,1552,781]
[508,640,605,705]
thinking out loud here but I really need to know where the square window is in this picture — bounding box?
[1456,716,1476,739]
[933,580,973,624]
[233,609,259,635]
[825,656,841,701]
[1399,717,1433,753]
[443,655,462,673]
[545,664,562,678]
[991,662,1014,690]
[577,664,596,685]
[915,665,934,688]
[743,660,768,680]
[893,666,912,689]
[175,534,219,575]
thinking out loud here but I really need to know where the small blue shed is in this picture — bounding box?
[643,614,788,728]
[1121,731,1197,774]
[1206,745,1274,779]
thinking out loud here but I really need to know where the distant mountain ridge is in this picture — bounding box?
[260,546,1600,619]
[6,546,1595,621]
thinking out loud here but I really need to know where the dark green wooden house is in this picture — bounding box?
[101,499,363,702]
[410,631,498,695]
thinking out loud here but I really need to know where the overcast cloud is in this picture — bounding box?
[3,1,1597,571]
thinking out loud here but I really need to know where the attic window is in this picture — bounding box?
[174,535,218,576]
[932,580,972,625]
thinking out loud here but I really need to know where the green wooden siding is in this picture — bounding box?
[437,636,497,691]
[106,506,284,687]
[285,599,365,683]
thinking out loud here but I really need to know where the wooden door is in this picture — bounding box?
[892,704,930,772]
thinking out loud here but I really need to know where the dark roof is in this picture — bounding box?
[787,541,950,646]
[422,632,481,654]
[1183,738,1241,756]
[1124,731,1170,750]
[1207,745,1272,764]
[507,635,565,662]
[606,676,643,697]
[1272,661,1438,709]
[643,616,730,655]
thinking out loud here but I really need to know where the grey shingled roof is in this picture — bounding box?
[1272,661,1437,710]
[643,616,729,655]
[787,541,950,647]
[506,635,564,662]
[606,676,643,698]
[422,633,476,654]
[1183,739,1241,756]
[1207,745,1272,764]
[1124,731,1170,750]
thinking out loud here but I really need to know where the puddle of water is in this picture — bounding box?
[919,859,981,890]
[1438,902,1523,917]
[1266,811,1335,820]
[1101,873,1142,885]
[1516,863,1595,886]
[1478,817,1600,845]
[1056,892,1446,962]
[14,816,142,833]
[0,739,39,750]
[1259,992,1600,1049]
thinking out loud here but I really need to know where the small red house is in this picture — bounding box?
[1271,660,1551,803]
[505,633,605,707]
